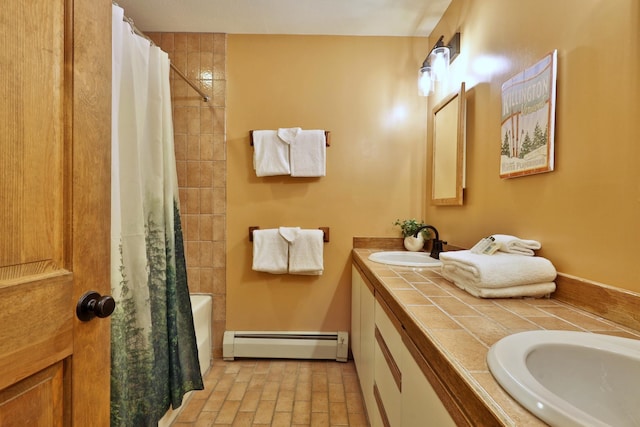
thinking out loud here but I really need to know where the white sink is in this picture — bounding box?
[487,330,640,427]
[368,251,442,267]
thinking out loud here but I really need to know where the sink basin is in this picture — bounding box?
[487,330,640,427]
[368,251,442,267]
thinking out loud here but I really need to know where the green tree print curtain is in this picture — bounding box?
[111,5,203,426]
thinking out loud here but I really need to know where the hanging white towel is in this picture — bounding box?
[491,234,542,256]
[252,229,289,274]
[289,130,326,177]
[277,127,301,144]
[253,130,291,177]
[439,250,556,289]
[288,229,324,275]
[279,226,300,243]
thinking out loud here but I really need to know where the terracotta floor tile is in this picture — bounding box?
[275,389,295,412]
[345,392,364,414]
[292,400,312,424]
[238,389,261,412]
[226,381,247,401]
[272,411,293,427]
[328,382,345,402]
[172,358,367,426]
[310,411,330,427]
[329,401,349,425]
[295,381,312,401]
[203,390,228,412]
[214,400,240,424]
[342,374,360,393]
[229,411,253,426]
[348,411,369,426]
[213,373,236,393]
[261,380,280,400]
[253,400,276,424]
[312,373,328,392]
[196,411,217,425]
[311,391,329,413]
[176,396,207,422]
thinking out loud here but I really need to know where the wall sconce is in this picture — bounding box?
[418,33,461,96]
[418,64,434,96]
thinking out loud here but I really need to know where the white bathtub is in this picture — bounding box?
[159,293,212,427]
[190,294,213,376]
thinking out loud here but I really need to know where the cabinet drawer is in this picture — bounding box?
[374,297,403,375]
[374,297,402,426]
[374,340,401,426]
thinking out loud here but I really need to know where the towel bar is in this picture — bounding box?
[249,130,331,147]
[249,226,330,243]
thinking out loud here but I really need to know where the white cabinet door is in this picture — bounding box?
[351,266,361,365]
[402,340,457,427]
[361,272,378,425]
[374,299,403,426]
[352,265,379,426]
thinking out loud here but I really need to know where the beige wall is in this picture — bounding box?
[157,0,639,342]
[227,35,430,331]
[426,0,639,292]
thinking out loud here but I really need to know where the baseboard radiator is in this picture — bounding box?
[223,331,349,362]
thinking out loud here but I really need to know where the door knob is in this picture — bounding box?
[76,291,116,321]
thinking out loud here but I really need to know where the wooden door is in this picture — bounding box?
[0,0,111,425]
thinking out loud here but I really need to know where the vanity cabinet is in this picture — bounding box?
[351,263,457,427]
[373,297,402,426]
[351,265,379,425]
[401,335,456,427]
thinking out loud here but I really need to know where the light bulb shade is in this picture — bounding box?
[418,66,433,96]
[429,46,450,81]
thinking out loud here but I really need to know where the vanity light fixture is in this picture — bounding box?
[418,32,461,96]
[418,64,434,96]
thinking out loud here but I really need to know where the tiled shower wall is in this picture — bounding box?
[149,32,227,358]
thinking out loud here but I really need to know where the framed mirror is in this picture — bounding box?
[431,82,466,205]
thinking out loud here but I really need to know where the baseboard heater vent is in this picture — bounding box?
[223,331,348,362]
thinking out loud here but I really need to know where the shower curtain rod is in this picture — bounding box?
[120,11,210,102]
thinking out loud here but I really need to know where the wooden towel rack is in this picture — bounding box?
[249,130,331,147]
[249,226,330,243]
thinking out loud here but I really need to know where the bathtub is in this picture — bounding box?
[190,293,213,376]
[159,293,212,427]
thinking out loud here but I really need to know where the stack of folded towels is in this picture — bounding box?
[439,234,557,298]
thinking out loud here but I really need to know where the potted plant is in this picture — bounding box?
[394,219,432,251]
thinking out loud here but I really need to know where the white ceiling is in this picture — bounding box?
[115,0,452,37]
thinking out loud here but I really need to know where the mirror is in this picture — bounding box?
[431,82,466,205]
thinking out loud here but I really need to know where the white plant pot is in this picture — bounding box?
[403,235,424,252]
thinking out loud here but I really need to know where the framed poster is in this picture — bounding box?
[500,50,557,178]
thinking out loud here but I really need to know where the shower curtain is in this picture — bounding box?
[110,5,203,426]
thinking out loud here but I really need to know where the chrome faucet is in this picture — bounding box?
[413,225,446,259]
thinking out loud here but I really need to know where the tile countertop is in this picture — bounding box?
[352,248,640,426]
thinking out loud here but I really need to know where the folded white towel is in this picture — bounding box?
[439,250,556,289]
[491,234,541,256]
[289,130,326,177]
[452,280,556,299]
[279,226,300,243]
[253,130,291,177]
[288,229,324,275]
[252,229,288,274]
[277,127,301,144]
